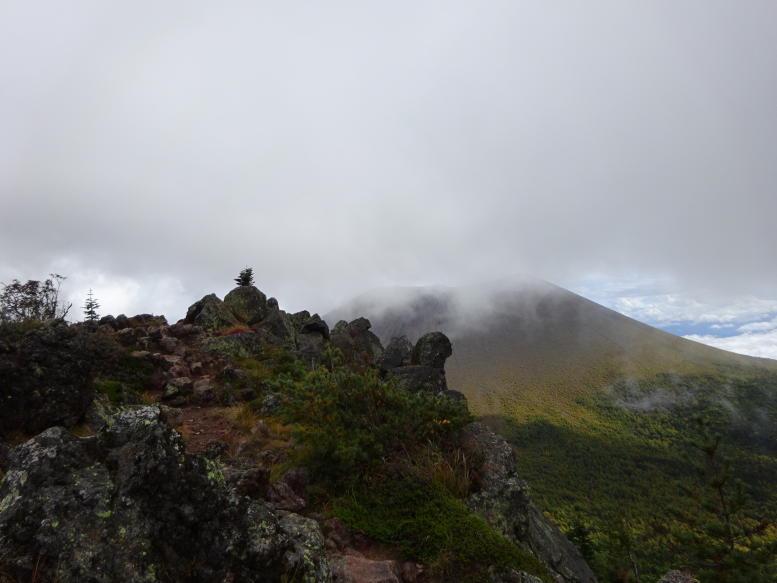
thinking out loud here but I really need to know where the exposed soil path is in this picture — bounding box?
[178,406,235,454]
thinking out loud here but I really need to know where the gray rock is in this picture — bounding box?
[301,314,330,339]
[192,378,216,403]
[224,285,268,325]
[411,331,452,369]
[296,330,326,367]
[99,315,118,329]
[168,323,202,338]
[0,321,96,437]
[201,331,263,359]
[260,392,281,414]
[390,365,447,393]
[0,406,331,582]
[159,336,179,354]
[443,389,468,402]
[115,314,130,330]
[184,293,238,331]
[330,318,384,366]
[127,314,168,327]
[258,308,296,344]
[378,336,413,371]
[461,423,597,583]
[162,377,193,400]
[116,327,143,346]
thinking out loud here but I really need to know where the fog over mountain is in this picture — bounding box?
[2,1,776,350]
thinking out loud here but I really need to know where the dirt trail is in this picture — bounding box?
[178,406,235,454]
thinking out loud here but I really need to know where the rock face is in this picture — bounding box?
[0,406,331,582]
[330,318,384,366]
[461,423,597,583]
[224,285,268,325]
[0,320,96,437]
[185,294,239,331]
[390,365,448,393]
[379,332,453,394]
[378,336,414,371]
[411,332,452,369]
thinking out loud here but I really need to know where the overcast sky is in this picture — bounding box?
[1,1,776,355]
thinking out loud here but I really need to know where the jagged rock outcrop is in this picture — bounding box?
[0,320,97,438]
[185,293,238,331]
[0,406,331,582]
[378,336,414,371]
[224,285,268,325]
[461,422,597,583]
[330,318,384,366]
[201,330,266,359]
[259,304,296,344]
[381,332,452,393]
[411,331,452,368]
[390,365,448,393]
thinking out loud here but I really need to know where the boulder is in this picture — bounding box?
[461,423,597,583]
[99,315,118,329]
[0,406,331,582]
[289,310,312,331]
[127,314,168,328]
[116,327,144,346]
[168,323,202,338]
[184,294,238,331]
[296,330,326,367]
[0,320,97,437]
[159,336,179,354]
[192,378,216,403]
[411,331,452,369]
[201,331,263,359]
[258,308,296,344]
[115,314,130,330]
[390,365,447,393]
[223,285,268,325]
[443,389,468,402]
[378,336,413,371]
[330,318,384,366]
[301,314,330,339]
[162,377,193,403]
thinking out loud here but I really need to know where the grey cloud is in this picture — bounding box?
[1,1,776,319]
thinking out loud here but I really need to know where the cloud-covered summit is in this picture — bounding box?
[1,1,776,326]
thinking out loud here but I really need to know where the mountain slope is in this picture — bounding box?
[327,278,777,421]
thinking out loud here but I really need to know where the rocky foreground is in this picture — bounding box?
[0,284,600,582]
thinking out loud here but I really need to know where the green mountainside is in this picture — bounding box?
[328,279,777,581]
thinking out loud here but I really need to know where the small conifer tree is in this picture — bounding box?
[234,267,254,287]
[83,289,100,323]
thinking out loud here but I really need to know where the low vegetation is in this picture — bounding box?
[491,371,777,581]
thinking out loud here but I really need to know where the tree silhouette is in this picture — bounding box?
[83,289,100,323]
[0,274,71,322]
[234,267,254,287]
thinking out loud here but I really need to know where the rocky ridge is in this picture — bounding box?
[0,283,597,583]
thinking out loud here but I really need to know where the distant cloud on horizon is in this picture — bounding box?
[1,1,775,349]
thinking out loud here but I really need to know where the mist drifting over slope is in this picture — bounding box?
[1,1,777,324]
[328,277,777,415]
